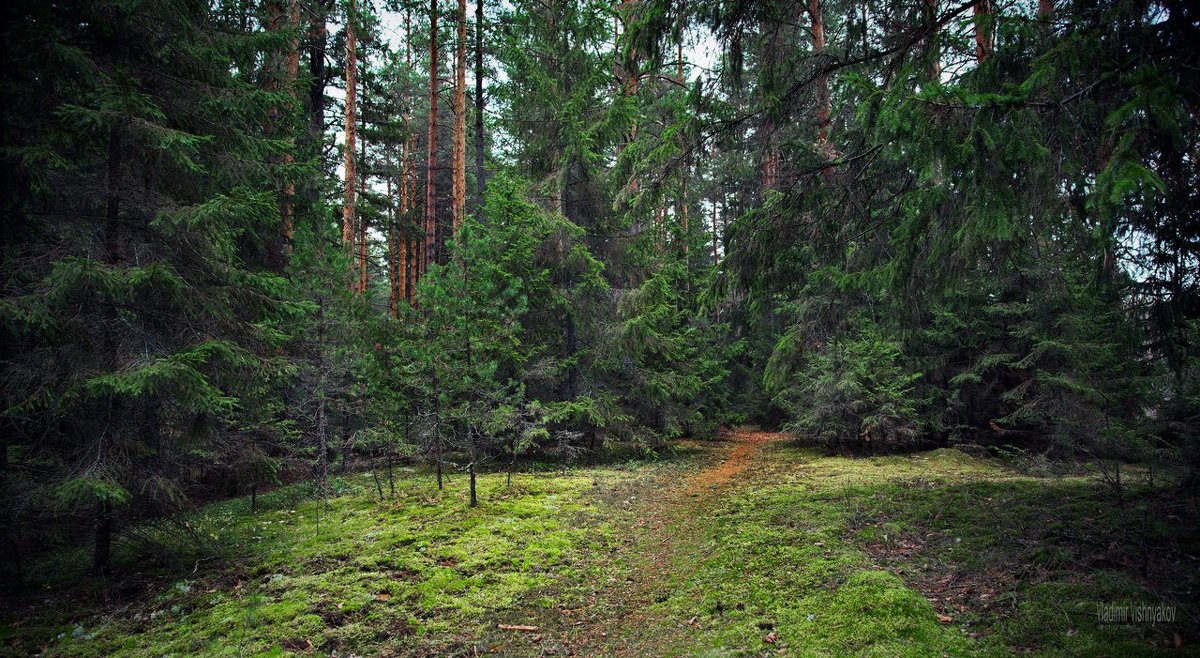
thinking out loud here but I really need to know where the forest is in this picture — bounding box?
[1,0,1197,655]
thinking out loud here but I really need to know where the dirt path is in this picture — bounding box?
[568,427,789,656]
[680,428,787,499]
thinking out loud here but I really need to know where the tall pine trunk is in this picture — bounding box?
[263,1,287,271]
[451,0,467,237]
[762,120,777,191]
[1038,0,1054,43]
[105,125,123,260]
[281,0,301,257]
[1,429,21,586]
[809,0,831,157]
[343,0,358,280]
[473,0,486,219]
[387,145,400,316]
[357,68,369,294]
[424,0,440,273]
[923,0,941,82]
[926,0,945,185]
[677,37,688,255]
[306,0,332,211]
[616,0,640,167]
[402,8,415,303]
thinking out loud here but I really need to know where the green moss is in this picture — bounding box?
[3,464,652,657]
[633,450,973,657]
[601,440,1189,657]
[809,570,969,655]
[3,441,1189,657]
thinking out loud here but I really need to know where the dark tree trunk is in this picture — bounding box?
[305,0,332,209]
[315,269,330,506]
[923,0,941,82]
[386,454,395,496]
[507,435,516,487]
[0,428,21,587]
[563,313,578,399]
[105,125,122,260]
[145,397,162,468]
[469,459,477,507]
[341,427,350,473]
[92,501,112,576]
[435,437,444,490]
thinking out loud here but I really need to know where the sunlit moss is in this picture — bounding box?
[5,444,1187,657]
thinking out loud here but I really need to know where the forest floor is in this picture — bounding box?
[3,428,1196,657]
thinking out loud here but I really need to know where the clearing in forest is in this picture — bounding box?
[2,428,1193,657]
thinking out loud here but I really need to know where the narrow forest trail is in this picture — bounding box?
[680,428,786,499]
[566,427,790,656]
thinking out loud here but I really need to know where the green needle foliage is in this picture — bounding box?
[0,0,1195,589]
[2,0,302,576]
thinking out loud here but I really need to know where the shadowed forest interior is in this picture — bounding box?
[1,0,1198,655]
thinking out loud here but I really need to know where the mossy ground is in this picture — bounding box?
[599,441,1197,657]
[2,433,1195,657]
[0,455,694,657]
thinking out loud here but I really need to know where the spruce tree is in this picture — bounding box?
[1,0,302,574]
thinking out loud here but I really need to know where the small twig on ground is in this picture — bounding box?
[498,623,539,632]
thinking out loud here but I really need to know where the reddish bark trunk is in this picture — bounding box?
[924,0,941,82]
[281,0,300,252]
[973,0,993,62]
[343,0,358,283]
[810,0,832,158]
[452,0,467,237]
[474,0,486,218]
[424,0,440,273]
